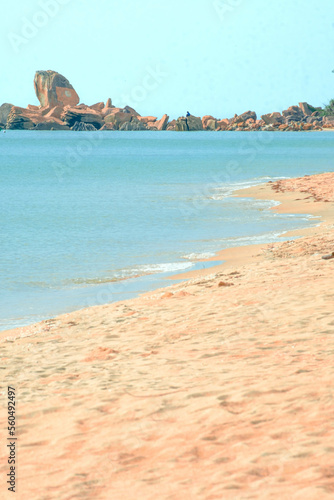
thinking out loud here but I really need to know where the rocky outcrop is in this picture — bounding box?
[123,105,140,117]
[202,115,218,130]
[6,107,35,129]
[0,103,14,127]
[1,69,327,132]
[34,121,70,131]
[166,119,176,131]
[100,123,116,131]
[298,102,319,116]
[232,111,257,124]
[137,116,157,124]
[119,118,148,131]
[175,115,203,131]
[34,70,79,108]
[261,112,284,125]
[154,114,169,131]
[104,111,132,130]
[71,122,97,131]
[323,116,334,128]
[61,107,104,129]
[89,102,104,112]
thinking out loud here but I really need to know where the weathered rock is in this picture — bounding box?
[89,102,104,112]
[44,106,64,120]
[155,114,169,131]
[0,103,14,127]
[298,102,316,116]
[323,116,334,125]
[137,116,157,124]
[233,110,257,123]
[27,104,39,111]
[282,105,303,118]
[216,120,228,131]
[261,112,283,125]
[146,121,158,129]
[175,115,203,131]
[123,105,140,117]
[71,122,97,131]
[34,70,79,108]
[100,123,116,131]
[202,115,217,130]
[166,119,176,131]
[301,123,313,131]
[34,121,70,131]
[119,118,148,131]
[104,111,132,129]
[61,107,103,129]
[6,106,43,129]
[101,99,115,116]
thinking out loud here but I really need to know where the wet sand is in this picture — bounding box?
[1,172,334,499]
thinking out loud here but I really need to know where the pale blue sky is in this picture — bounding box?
[1,0,333,119]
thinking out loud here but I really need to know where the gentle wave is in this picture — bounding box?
[182,252,215,260]
[210,176,290,200]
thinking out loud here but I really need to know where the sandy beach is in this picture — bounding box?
[1,172,334,500]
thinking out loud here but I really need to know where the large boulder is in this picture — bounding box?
[119,118,148,131]
[61,107,104,129]
[7,106,69,130]
[175,115,203,131]
[137,116,157,124]
[155,114,169,131]
[232,110,257,123]
[216,119,229,131]
[6,107,35,129]
[299,102,316,116]
[166,119,177,131]
[104,111,132,130]
[0,103,14,127]
[34,70,79,108]
[123,105,140,117]
[282,105,303,118]
[202,115,218,130]
[261,112,283,125]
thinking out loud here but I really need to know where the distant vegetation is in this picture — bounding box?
[322,99,334,116]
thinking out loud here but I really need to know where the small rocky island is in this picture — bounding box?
[0,70,333,131]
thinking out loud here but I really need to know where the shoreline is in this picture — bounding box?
[1,172,334,498]
[172,172,334,281]
[2,172,333,339]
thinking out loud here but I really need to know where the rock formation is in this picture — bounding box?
[119,119,148,131]
[71,122,97,131]
[34,70,79,108]
[0,70,329,132]
[175,115,203,131]
[0,103,14,127]
[61,107,104,129]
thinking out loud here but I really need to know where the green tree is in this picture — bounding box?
[323,99,334,116]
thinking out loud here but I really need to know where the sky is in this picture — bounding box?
[0,0,333,119]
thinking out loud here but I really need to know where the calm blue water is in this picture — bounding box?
[0,131,333,330]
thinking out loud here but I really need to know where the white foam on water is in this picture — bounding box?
[129,262,193,274]
[209,176,290,200]
[182,252,215,260]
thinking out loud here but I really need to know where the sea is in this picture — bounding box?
[1,130,333,331]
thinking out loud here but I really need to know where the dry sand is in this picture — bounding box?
[0,172,334,500]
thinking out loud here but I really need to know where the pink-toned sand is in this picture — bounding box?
[1,173,334,500]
